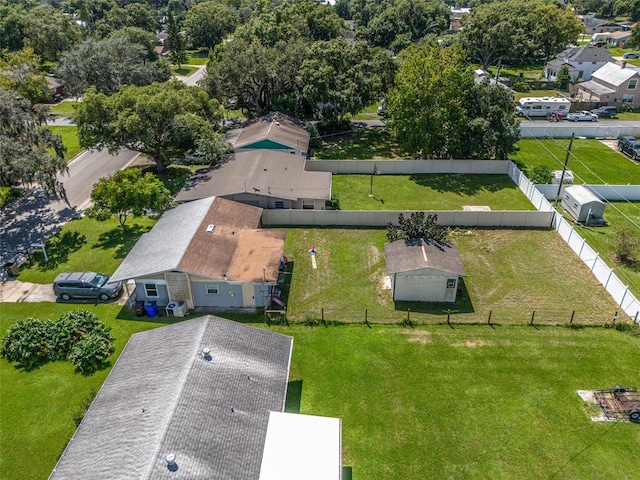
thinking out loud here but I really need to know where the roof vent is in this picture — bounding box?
[166,453,178,471]
[202,347,211,360]
[206,224,215,233]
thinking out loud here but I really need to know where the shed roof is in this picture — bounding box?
[564,185,604,205]
[110,197,285,283]
[578,79,616,96]
[384,238,466,276]
[234,112,310,153]
[591,62,640,86]
[49,316,293,480]
[175,151,332,203]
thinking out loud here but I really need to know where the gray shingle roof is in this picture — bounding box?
[384,238,467,276]
[174,150,332,203]
[234,112,310,153]
[569,45,613,62]
[49,316,293,480]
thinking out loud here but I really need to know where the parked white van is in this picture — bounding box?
[515,97,571,118]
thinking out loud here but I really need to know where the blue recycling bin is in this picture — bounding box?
[144,300,157,317]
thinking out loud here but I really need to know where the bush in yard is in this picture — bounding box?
[528,165,553,184]
[610,227,640,264]
[512,81,531,92]
[0,310,114,374]
[555,64,571,90]
[386,212,449,243]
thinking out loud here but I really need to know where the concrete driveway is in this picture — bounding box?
[0,278,130,304]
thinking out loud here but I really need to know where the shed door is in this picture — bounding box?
[242,284,256,307]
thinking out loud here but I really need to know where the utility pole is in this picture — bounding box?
[555,133,574,207]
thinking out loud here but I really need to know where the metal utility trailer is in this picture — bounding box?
[593,387,640,421]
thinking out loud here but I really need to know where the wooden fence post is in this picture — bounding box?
[488,310,492,327]
[322,308,327,327]
[530,310,536,326]
[570,311,575,325]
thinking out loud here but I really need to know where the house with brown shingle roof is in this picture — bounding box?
[110,197,286,311]
[234,112,310,156]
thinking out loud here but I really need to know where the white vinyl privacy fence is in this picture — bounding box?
[518,123,640,139]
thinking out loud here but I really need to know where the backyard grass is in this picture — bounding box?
[171,65,198,76]
[16,216,156,284]
[511,138,640,185]
[185,49,209,65]
[351,102,383,120]
[514,89,562,101]
[49,126,81,160]
[276,324,640,480]
[574,201,640,297]
[46,100,79,118]
[332,174,534,210]
[313,127,406,159]
[281,228,622,325]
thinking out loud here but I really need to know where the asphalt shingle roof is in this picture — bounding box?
[49,316,293,480]
[234,112,310,153]
[175,150,332,203]
[384,238,467,276]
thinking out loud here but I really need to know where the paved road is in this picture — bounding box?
[178,64,207,87]
[1,148,140,265]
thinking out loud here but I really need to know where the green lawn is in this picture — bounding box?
[0,302,172,480]
[574,202,640,297]
[282,228,622,325]
[186,49,209,65]
[171,65,198,76]
[276,324,640,480]
[351,102,384,120]
[514,89,561,101]
[313,127,406,159]
[49,125,82,160]
[47,100,79,118]
[332,174,534,210]
[16,217,156,284]
[511,138,640,185]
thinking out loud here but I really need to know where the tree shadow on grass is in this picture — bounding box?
[93,224,153,259]
[393,278,474,314]
[28,230,87,271]
[409,174,519,196]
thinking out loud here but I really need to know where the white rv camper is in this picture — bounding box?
[516,97,571,117]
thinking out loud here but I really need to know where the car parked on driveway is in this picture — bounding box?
[53,271,122,301]
[623,52,640,59]
[620,139,640,160]
[590,106,618,118]
[566,110,599,122]
[618,135,637,150]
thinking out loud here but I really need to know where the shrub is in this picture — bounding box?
[610,227,640,264]
[529,165,553,184]
[0,310,114,374]
[512,81,531,92]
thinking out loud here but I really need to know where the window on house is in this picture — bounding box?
[206,283,219,294]
[274,201,284,209]
[446,279,456,289]
[302,199,315,210]
[629,79,637,90]
[144,283,158,297]
[622,94,635,103]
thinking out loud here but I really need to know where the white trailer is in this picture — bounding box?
[515,97,571,117]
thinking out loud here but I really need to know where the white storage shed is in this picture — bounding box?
[384,238,466,303]
[561,185,605,223]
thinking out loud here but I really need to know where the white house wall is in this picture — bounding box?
[393,271,458,302]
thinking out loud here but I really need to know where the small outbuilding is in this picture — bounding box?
[234,112,310,156]
[384,238,467,303]
[561,185,605,224]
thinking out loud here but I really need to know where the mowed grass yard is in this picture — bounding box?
[332,174,534,210]
[49,126,82,160]
[282,228,622,325]
[276,324,640,480]
[510,138,639,185]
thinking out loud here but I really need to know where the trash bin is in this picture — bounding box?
[134,301,146,317]
[144,300,157,318]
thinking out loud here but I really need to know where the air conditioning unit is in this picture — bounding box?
[166,300,187,317]
[552,170,574,184]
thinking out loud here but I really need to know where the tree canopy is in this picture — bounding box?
[184,1,239,50]
[75,81,224,172]
[460,0,583,69]
[386,212,449,243]
[55,35,171,98]
[387,42,519,159]
[88,167,173,228]
[0,87,68,199]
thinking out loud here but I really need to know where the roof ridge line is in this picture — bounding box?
[141,318,210,480]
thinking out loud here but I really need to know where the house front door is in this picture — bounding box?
[242,284,256,307]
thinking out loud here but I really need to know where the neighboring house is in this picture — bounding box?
[234,112,310,156]
[384,238,467,303]
[544,44,613,82]
[577,62,640,107]
[154,39,169,56]
[606,30,633,47]
[449,6,470,30]
[49,316,343,480]
[175,150,332,209]
[45,75,64,97]
[580,15,626,34]
[110,196,286,311]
